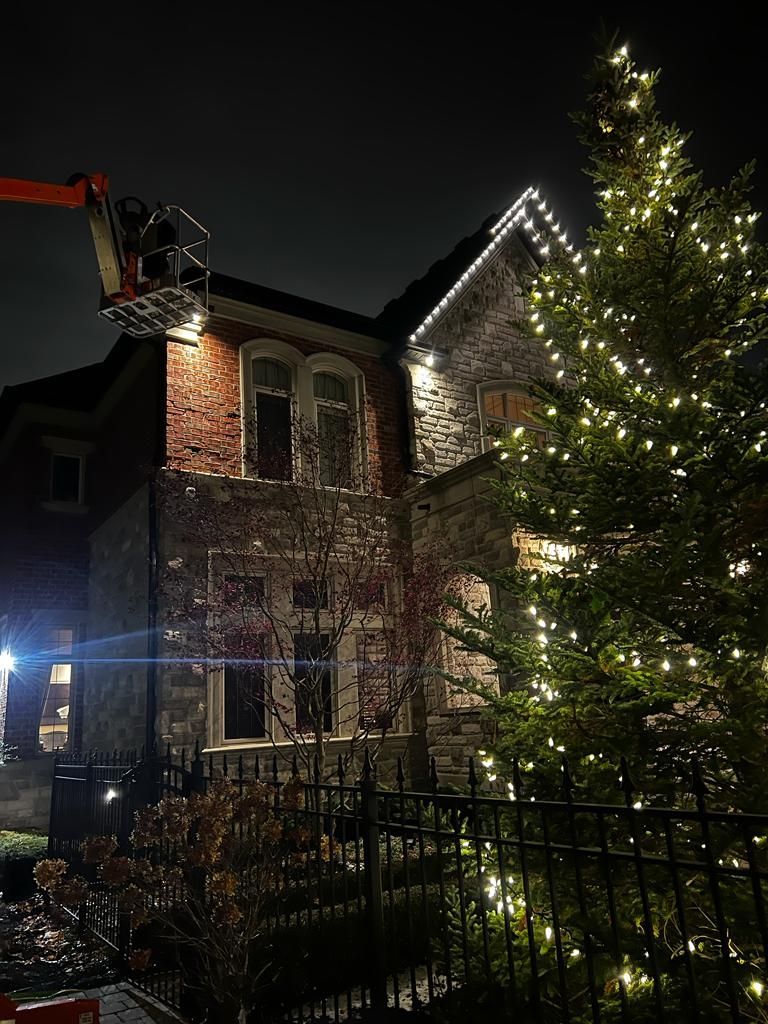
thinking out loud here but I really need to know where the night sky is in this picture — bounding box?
[1,4,765,389]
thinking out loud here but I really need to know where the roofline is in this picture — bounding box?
[402,185,570,347]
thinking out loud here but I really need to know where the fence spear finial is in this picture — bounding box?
[467,756,478,795]
[619,756,635,801]
[396,756,405,792]
[362,746,374,782]
[429,756,439,793]
[337,753,345,785]
[561,755,575,800]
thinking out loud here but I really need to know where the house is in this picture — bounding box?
[0,186,560,804]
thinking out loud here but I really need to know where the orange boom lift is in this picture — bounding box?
[0,172,209,337]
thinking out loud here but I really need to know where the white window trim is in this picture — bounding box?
[307,352,368,489]
[477,379,546,452]
[206,553,400,750]
[240,338,308,480]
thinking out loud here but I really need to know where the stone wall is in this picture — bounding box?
[406,244,551,477]
[0,757,53,830]
[82,485,150,752]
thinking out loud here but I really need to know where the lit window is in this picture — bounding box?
[38,628,74,752]
[481,389,547,448]
[50,453,83,503]
[252,357,293,480]
[314,372,352,487]
[294,634,333,733]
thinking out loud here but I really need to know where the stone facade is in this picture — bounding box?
[82,485,151,752]
[406,244,548,476]
[1,212,552,797]
[0,757,54,830]
[403,242,553,785]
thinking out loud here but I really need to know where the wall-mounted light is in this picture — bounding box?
[403,344,447,370]
[0,650,14,673]
[166,316,205,345]
[105,788,118,802]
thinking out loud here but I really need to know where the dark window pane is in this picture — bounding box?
[354,580,387,611]
[294,633,333,733]
[318,407,352,487]
[222,575,265,607]
[252,358,291,392]
[224,662,266,739]
[51,454,81,503]
[293,579,328,609]
[313,372,348,403]
[256,392,292,479]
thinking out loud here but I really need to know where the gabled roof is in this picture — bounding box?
[0,336,156,435]
[376,186,567,345]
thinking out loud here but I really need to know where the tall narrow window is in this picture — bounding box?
[38,628,73,752]
[294,633,333,734]
[50,453,83,503]
[224,659,267,740]
[252,357,293,480]
[314,372,352,487]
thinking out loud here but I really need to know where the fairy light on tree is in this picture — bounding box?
[442,38,768,808]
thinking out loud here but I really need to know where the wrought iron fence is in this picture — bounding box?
[48,747,768,1022]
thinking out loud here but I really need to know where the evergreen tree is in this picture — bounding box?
[447,41,768,807]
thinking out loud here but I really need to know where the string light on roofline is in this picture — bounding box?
[408,185,568,343]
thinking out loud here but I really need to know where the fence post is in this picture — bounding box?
[360,748,387,1012]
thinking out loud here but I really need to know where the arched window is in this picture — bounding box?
[314,371,353,487]
[479,384,547,450]
[251,356,293,480]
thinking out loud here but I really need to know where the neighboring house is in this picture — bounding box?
[0,187,559,787]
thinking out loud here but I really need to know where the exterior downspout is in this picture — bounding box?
[145,340,166,755]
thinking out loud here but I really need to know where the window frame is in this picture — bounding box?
[49,452,85,505]
[477,381,548,452]
[307,353,367,490]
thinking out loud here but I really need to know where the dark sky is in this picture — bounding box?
[1,4,765,389]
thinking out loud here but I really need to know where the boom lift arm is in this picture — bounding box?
[0,172,209,337]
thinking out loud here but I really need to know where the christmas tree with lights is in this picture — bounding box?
[448,42,768,807]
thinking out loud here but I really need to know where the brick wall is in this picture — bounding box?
[166,318,406,494]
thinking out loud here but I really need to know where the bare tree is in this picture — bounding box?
[160,412,460,777]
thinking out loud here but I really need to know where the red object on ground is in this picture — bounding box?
[0,992,99,1023]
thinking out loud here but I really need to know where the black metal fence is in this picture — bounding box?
[48,748,768,1022]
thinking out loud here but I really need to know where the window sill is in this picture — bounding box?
[204,733,414,754]
[41,500,90,515]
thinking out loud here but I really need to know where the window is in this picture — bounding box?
[480,387,547,448]
[356,632,393,730]
[224,660,267,740]
[294,633,333,733]
[293,579,329,609]
[354,579,387,611]
[314,372,352,487]
[50,453,83,503]
[252,357,293,480]
[222,574,266,608]
[38,628,74,752]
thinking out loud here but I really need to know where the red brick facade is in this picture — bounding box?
[166,317,406,493]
